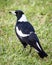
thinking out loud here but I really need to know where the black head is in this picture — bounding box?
[9,10,24,20]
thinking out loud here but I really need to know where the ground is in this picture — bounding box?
[0,0,52,65]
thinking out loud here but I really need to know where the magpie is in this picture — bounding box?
[9,10,48,58]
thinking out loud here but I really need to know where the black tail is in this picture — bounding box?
[38,50,48,58]
[28,33,48,58]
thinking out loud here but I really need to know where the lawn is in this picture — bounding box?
[0,0,52,65]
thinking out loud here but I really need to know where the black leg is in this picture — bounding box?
[22,43,27,52]
[29,46,32,53]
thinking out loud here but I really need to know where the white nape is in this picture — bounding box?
[18,14,27,22]
[36,42,41,50]
[16,27,29,37]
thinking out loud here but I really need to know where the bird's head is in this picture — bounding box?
[9,10,24,20]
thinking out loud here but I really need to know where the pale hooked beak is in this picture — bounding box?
[9,11,16,15]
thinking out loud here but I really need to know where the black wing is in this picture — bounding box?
[24,32,43,51]
[16,22,35,34]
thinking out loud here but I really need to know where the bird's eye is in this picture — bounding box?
[15,11,17,13]
[15,11,18,14]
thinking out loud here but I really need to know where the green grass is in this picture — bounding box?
[0,0,52,65]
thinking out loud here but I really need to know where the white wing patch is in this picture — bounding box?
[18,14,27,22]
[16,27,30,37]
[36,42,41,50]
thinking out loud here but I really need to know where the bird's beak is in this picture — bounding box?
[9,11,16,15]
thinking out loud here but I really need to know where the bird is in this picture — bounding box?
[9,10,48,58]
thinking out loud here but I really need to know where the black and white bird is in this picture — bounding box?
[9,10,48,58]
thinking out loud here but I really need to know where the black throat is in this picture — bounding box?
[17,14,22,20]
[16,11,24,20]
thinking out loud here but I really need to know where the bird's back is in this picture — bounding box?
[16,22,35,34]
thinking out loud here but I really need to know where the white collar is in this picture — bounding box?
[18,14,27,22]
